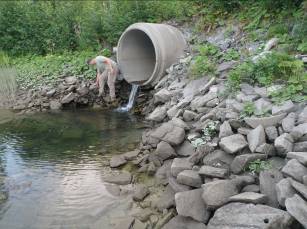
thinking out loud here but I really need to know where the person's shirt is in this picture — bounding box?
[95,56,117,74]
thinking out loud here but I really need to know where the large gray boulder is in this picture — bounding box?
[199,165,228,178]
[219,134,248,154]
[50,100,62,110]
[162,215,207,229]
[274,133,294,156]
[272,100,294,115]
[282,159,307,183]
[219,121,233,139]
[110,155,127,168]
[247,125,266,152]
[244,113,286,128]
[61,92,76,104]
[151,122,185,146]
[147,106,167,122]
[155,141,176,161]
[154,88,172,104]
[207,202,294,229]
[177,170,202,188]
[190,92,217,111]
[298,106,307,124]
[290,179,307,200]
[259,169,283,208]
[168,176,191,193]
[294,141,307,152]
[276,178,296,207]
[265,126,278,142]
[228,192,267,204]
[254,98,272,115]
[202,180,239,210]
[133,184,150,202]
[176,141,195,157]
[183,110,197,122]
[282,113,296,133]
[290,123,307,141]
[154,185,175,212]
[285,194,307,228]
[103,172,132,185]
[64,76,77,85]
[171,158,193,177]
[231,154,267,174]
[287,152,307,166]
[175,189,210,223]
[203,150,234,169]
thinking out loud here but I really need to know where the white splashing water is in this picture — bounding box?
[0,67,17,107]
[116,84,139,112]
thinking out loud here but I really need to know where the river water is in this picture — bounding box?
[0,109,143,229]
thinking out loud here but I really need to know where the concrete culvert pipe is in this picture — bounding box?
[117,23,186,86]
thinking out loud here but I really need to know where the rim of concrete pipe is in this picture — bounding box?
[117,23,185,86]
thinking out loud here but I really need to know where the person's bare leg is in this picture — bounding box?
[98,71,108,97]
[107,70,117,101]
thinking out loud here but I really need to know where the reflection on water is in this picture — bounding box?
[0,109,143,229]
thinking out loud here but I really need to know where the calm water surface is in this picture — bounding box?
[0,109,143,229]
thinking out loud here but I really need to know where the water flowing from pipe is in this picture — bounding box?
[116,84,139,112]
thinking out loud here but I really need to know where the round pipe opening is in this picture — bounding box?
[117,29,156,85]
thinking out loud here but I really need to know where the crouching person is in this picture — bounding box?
[87,56,119,101]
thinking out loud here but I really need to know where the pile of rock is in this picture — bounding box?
[106,42,307,227]
[10,75,134,113]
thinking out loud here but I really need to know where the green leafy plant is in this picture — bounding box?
[189,121,219,147]
[240,102,256,118]
[247,159,271,174]
[223,49,240,61]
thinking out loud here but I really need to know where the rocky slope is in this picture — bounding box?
[104,25,307,229]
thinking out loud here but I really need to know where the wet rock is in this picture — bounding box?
[282,159,307,183]
[123,150,140,160]
[228,192,267,204]
[161,215,207,229]
[155,141,176,161]
[290,123,307,141]
[154,185,175,211]
[110,155,127,168]
[203,150,234,169]
[171,158,193,177]
[282,113,296,133]
[207,202,294,229]
[272,100,295,115]
[61,92,76,104]
[168,176,191,193]
[219,134,248,154]
[183,110,197,122]
[245,113,286,128]
[259,169,283,208]
[202,180,239,210]
[133,184,150,202]
[274,133,293,156]
[175,189,210,223]
[285,194,307,228]
[199,165,228,178]
[287,152,307,166]
[247,125,266,153]
[64,76,77,85]
[218,121,233,139]
[103,172,132,185]
[50,100,62,110]
[154,88,172,104]
[147,106,167,122]
[151,122,185,146]
[176,141,195,157]
[177,170,202,188]
[231,154,267,174]
[276,178,296,207]
[265,126,278,142]
[290,179,307,200]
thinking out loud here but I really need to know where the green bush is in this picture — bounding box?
[247,159,271,174]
